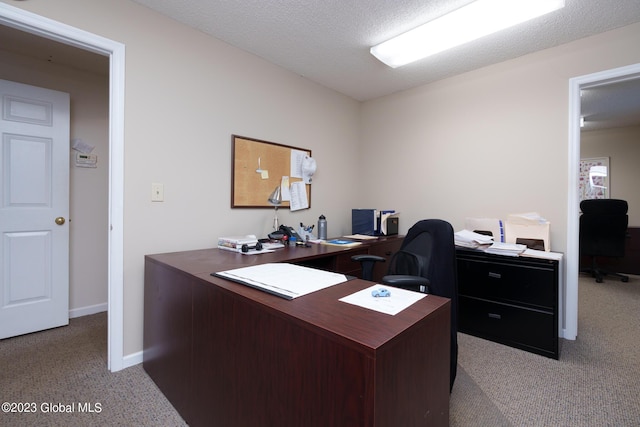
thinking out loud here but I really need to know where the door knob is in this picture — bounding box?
[55,217,66,226]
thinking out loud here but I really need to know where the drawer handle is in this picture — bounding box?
[488,313,502,320]
[488,272,502,279]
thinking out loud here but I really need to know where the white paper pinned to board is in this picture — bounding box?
[289,181,308,211]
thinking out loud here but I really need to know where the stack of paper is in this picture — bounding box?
[217,235,259,252]
[520,249,563,261]
[213,263,347,299]
[484,242,527,257]
[454,229,494,249]
[465,218,505,242]
[343,234,379,240]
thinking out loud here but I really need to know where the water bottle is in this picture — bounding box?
[318,215,327,240]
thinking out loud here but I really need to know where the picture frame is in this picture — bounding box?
[231,135,311,208]
[579,157,610,201]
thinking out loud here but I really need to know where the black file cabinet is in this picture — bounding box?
[456,249,559,359]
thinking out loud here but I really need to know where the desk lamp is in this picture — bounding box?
[268,185,283,230]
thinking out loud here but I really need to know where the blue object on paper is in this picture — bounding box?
[371,288,391,298]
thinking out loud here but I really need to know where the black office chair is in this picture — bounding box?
[352,219,458,392]
[579,199,629,283]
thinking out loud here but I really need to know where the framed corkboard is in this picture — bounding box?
[231,135,312,208]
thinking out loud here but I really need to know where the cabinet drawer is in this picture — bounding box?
[457,258,555,309]
[459,296,558,358]
[368,240,402,282]
[334,249,367,274]
[368,241,399,259]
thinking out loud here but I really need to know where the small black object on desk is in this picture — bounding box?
[241,242,263,253]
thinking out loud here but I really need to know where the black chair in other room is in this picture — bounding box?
[580,198,629,283]
[352,219,458,392]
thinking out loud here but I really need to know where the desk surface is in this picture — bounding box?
[146,243,448,352]
[144,243,451,426]
[148,236,399,275]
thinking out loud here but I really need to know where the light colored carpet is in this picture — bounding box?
[0,313,187,427]
[1,273,638,426]
[450,273,640,426]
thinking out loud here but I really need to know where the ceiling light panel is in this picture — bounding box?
[371,0,566,68]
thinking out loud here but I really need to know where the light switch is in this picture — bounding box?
[151,183,164,202]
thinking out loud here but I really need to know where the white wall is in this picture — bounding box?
[2,0,361,356]
[581,125,640,226]
[0,50,109,315]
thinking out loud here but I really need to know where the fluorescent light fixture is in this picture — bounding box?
[370,0,565,68]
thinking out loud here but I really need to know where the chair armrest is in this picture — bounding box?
[351,254,386,281]
[382,275,430,293]
[351,254,386,263]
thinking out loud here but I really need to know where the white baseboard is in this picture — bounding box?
[69,302,108,319]
[67,303,143,371]
[69,302,144,372]
[122,350,143,369]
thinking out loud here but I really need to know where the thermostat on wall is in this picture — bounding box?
[75,152,97,168]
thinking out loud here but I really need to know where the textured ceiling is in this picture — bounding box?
[581,80,640,131]
[129,0,640,101]
[2,0,640,130]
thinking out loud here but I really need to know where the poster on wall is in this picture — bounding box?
[579,157,609,201]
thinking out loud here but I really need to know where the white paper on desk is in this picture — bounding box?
[343,234,379,240]
[215,263,347,299]
[289,181,309,211]
[520,249,563,261]
[464,218,504,243]
[339,285,427,316]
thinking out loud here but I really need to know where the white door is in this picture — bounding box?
[0,79,70,339]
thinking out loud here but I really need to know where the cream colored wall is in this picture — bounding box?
[360,23,640,334]
[7,0,640,358]
[0,50,109,315]
[360,22,640,255]
[581,125,640,226]
[3,0,361,356]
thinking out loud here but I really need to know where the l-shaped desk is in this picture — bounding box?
[143,236,451,427]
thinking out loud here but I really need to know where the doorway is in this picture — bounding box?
[566,62,640,340]
[0,4,126,372]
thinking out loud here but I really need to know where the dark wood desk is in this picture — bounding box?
[143,240,451,427]
[580,226,640,275]
[288,235,404,282]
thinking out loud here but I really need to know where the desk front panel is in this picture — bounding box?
[190,278,371,427]
[190,273,450,427]
[142,259,193,418]
[144,243,450,427]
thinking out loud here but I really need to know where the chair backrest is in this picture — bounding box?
[395,219,458,303]
[392,219,458,391]
[387,249,427,278]
[579,199,628,257]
